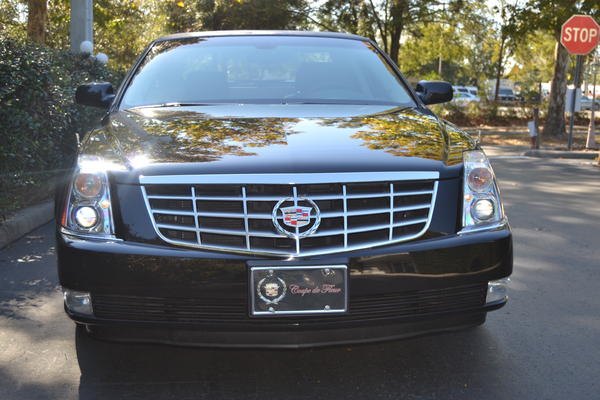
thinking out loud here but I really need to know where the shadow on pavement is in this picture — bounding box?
[75,324,517,400]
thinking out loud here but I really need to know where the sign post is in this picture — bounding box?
[560,15,600,150]
[587,60,599,149]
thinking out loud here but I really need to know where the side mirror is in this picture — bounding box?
[415,81,453,105]
[75,82,115,108]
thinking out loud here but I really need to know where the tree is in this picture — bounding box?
[509,30,555,98]
[46,0,168,71]
[161,0,310,34]
[400,22,469,82]
[318,0,450,66]
[516,0,600,137]
[27,0,48,44]
[488,0,526,102]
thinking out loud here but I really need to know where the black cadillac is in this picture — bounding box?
[57,31,512,348]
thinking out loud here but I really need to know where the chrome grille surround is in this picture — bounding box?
[140,172,439,257]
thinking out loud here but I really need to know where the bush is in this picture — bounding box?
[0,37,124,218]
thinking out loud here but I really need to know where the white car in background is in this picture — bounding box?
[452,86,480,104]
[465,86,479,97]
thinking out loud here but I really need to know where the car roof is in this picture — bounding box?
[155,30,370,42]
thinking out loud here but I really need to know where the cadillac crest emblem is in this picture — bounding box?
[271,197,321,239]
[281,206,312,228]
[257,275,287,304]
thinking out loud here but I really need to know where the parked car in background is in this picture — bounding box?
[580,95,600,111]
[453,86,480,104]
[465,86,479,97]
[58,31,512,348]
[495,87,518,102]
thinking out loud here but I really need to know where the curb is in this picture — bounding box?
[0,200,54,249]
[522,150,599,160]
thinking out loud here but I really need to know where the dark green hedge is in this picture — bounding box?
[0,37,123,218]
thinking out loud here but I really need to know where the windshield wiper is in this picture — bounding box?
[131,102,215,109]
[282,99,405,106]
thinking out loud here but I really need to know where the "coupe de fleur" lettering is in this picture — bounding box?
[289,284,342,296]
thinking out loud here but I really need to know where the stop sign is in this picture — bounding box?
[561,15,600,55]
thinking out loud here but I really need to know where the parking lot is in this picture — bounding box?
[1,152,599,400]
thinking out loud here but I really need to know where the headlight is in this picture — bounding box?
[74,206,99,228]
[60,157,116,238]
[462,150,506,230]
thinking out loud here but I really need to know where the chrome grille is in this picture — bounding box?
[140,172,439,256]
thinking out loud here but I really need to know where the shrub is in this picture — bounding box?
[0,37,124,218]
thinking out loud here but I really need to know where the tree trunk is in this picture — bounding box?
[389,26,402,65]
[543,42,570,137]
[27,0,47,44]
[388,1,406,66]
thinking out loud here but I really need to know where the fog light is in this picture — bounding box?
[486,278,509,305]
[63,289,93,315]
[74,206,98,228]
[471,198,495,221]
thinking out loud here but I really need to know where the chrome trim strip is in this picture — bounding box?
[156,223,197,232]
[151,204,430,219]
[388,183,394,241]
[457,218,509,235]
[147,190,434,202]
[342,184,348,248]
[293,186,300,254]
[154,217,429,239]
[60,227,123,242]
[190,186,201,245]
[146,195,194,200]
[152,208,196,216]
[309,217,428,237]
[140,171,439,185]
[241,186,250,250]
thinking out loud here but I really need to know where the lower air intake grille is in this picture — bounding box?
[140,172,439,256]
[92,284,487,326]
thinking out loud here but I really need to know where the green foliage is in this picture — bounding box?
[0,36,123,217]
[45,0,168,71]
[161,0,310,33]
[431,101,539,127]
[509,30,555,87]
[0,0,26,41]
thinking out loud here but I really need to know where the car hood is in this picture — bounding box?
[80,104,475,182]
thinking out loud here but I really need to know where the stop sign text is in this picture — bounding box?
[561,15,600,55]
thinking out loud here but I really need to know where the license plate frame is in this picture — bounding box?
[250,265,348,316]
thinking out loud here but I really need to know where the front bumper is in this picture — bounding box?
[57,225,512,348]
[81,311,494,349]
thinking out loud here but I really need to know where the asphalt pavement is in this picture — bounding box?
[1,149,599,399]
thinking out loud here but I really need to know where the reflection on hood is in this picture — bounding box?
[80,104,475,175]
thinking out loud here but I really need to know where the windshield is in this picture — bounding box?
[499,88,514,95]
[120,36,415,108]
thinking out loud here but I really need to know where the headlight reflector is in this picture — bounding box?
[467,167,493,191]
[74,206,98,228]
[74,173,103,198]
